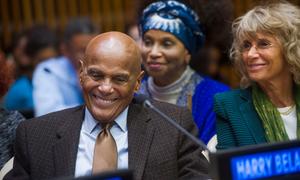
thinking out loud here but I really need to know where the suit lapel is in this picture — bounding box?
[127,103,154,180]
[239,89,266,143]
[53,106,85,177]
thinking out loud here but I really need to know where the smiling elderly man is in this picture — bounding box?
[4,31,210,180]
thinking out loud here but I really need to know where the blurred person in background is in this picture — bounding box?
[214,1,300,149]
[4,25,58,118]
[32,18,98,117]
[125,22,147,78]
[25,25,58,65]
[125,22,142,48]
[189,0,240,88]
[138,0,229,144]
[0,53,25,169]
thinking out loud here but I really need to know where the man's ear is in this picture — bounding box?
[134,71,145,92]
[79,60,84,84]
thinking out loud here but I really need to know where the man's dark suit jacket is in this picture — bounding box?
[4,99,210,180]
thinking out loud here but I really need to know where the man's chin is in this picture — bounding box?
[92,111,116,123]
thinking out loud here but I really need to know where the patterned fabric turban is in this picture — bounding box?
[139,0,205,54]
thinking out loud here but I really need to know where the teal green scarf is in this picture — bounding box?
[252,84,300,142]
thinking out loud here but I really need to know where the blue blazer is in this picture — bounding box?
[213,88,267,149]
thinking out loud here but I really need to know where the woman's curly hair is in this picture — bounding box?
[230,0,300,88]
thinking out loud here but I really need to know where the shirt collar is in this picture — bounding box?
[114,106,128,132]
[83,106,129,135]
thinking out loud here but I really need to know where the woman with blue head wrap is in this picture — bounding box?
[138,0,229,144]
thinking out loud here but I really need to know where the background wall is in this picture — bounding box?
[0,0,140,51]
[1,0,299,52]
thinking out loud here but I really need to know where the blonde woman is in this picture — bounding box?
[214,1,300,149]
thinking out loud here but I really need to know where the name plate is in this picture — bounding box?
[209,140,300,180]
[231,147,300,180]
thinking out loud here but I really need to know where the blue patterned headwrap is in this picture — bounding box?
[139,0,205,54]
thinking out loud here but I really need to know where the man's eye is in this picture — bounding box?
[87,70,102,80]
[113,77,128,84]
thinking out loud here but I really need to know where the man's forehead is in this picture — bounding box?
[83,63,134,78]
[85,44,138,62]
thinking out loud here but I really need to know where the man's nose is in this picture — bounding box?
[98,79,113,94]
